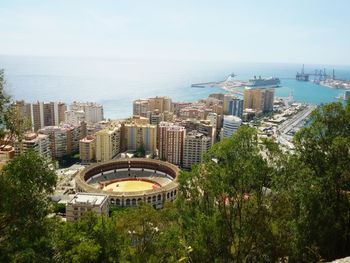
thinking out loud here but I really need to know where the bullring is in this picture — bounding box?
[75,158,179,208]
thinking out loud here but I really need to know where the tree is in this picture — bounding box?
[0,69,30,145]
[176,126,284,262]
[0,151,57,262]
[53,213,120,263]
[290,100,350,260]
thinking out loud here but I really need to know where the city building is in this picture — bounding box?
[148,110,163,125]
[221,115,242,139]
[124,123,157,154]
[38,126,68,158]
[69,102,104,124]
[183,130,211,169]
[133,99,150,117]
[66,193,109,222]
[14,132,51,159]
[31,101,66,131]
[0,145,15,162]
[157,122,185,166]
[96,124,121,162]
[38,123,84,159]
[148,96,172,113]
[65,110,85,126]
[223,94,235,114]
[79,135,96,164]
[228,98,244,117]
[243,88,274,113]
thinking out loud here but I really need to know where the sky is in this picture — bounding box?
[0,0,349,65]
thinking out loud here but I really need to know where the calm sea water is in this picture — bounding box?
[1,55,349,119]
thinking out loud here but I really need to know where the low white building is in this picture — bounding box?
[66,193,109,222]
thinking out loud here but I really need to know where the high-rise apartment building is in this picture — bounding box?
[223,94,234,114]
[95,124,121,162]
[124,123,157,153]
[69,102,104,124]
[157,122,185,166]
[148,96,172,113]
[38,123,84,159]
[65,110,85,126]
[221,115,242,139]
[228,98,244,117]
[38,126,68,159]
[31,101,66,131]
[182,130,211,169]
[243,88,274,113]
[14,133,51,159]
[79,135,96,164]
[133,99,150,117]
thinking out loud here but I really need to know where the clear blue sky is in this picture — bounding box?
[0,0,349,65]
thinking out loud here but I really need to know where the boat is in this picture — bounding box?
[247,76,281,88]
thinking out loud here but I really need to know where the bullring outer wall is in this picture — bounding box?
[75,158,180,208]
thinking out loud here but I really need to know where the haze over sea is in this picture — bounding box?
[1,55,349,119]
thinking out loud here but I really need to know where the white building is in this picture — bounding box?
[65,110,85,126]
[221,115,242,139]
[70,102,104,124]
[183,130,211,169]
[66,193,109,222]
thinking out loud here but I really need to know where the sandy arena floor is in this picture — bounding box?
[103,180,160,192]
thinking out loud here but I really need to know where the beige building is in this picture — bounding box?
[79,135,96,164]
[14,132,51,159]
[96,124,121,162]
[66,193,109,222]
[0,145,15,162]
[124,123,157,154]
[148,96,172,113]
[38,123,84,159]
[243,88,274,113]
[157,122,185,166]
[183,130,211,169]
[31,101,66,131]
[133,99,150,117]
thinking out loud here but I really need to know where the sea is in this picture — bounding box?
[1,55,349,119]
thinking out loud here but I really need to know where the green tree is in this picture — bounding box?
[176,126,283,262]
[0,69,30,145]
[290,100,350,260]
[0,151,57,262]
[53,212,121,263]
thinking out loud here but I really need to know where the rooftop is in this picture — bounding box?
[69,193,108,206]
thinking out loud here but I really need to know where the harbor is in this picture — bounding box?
[296,64,350,90]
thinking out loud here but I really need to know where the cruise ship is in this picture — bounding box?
[247,76,281,88]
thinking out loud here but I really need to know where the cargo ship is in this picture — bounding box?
[247,76,281,88]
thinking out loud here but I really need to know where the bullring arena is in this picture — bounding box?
[75,158,179,208]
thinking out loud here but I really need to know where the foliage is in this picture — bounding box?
[0,151,57,262]
[134,144,146,158]
[0,69,31,145]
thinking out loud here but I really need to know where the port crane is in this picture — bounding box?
[296,64,335,82]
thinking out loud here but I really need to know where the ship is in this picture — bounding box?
[247,76,281,88]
